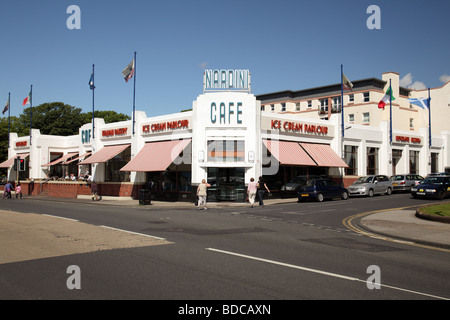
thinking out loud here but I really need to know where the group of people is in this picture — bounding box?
[196,176,270,210]
[2,181,22,199]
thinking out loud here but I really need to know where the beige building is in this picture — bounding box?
[257,71,450,177]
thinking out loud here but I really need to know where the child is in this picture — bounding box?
[15,182,22,199]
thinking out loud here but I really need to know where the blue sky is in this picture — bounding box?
[1,0,449,118]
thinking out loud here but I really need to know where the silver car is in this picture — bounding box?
[348,175,393,197]
[390,174,424,192]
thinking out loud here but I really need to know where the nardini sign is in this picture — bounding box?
[203,69,250,92]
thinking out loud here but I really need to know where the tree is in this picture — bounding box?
[19,102,84,136]
[81,110,130,124]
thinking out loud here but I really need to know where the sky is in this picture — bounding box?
[0,0,449,118]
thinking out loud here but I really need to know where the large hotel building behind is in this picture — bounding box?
[2,70,449,201]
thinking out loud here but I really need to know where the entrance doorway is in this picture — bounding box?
[207,167,245,202]
[392,149,402,175]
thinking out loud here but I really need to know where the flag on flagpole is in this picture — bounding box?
[407,97,430,109]
[122,59,135,82]
[23,90,31,105]
[342,73,353,91]
[89,71,95,90]
[2,98,9,114]
[378,86,395,110]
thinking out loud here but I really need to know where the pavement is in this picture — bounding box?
[4,193,450,250]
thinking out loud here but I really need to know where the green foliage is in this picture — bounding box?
[0,102,131,162]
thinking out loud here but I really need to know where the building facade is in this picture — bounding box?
[2,70,449,201]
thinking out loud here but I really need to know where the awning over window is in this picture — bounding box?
[120,139,191,172]
[41,152,79,167]
[62,152,92,164]
[263,140,317,166]
[79,144,130,165]
[300,143,348,168]
[0,153,30,168]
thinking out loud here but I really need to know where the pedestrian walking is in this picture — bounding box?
[247,177,258,207]
[91,180,100,201]
[2,181,12,199]
[196,179,211,210]
[15,182,22,199]
[257,176,270,206]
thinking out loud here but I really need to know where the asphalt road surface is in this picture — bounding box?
[0,192,449,304]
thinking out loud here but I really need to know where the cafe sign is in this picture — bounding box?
[395,135,422,144]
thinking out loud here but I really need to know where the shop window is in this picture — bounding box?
[409,150,419,174]
[367,147,379,175]
[207,140,245,162]
[431,153,439,173]
[344,145,358,175]
[105,146,131,182]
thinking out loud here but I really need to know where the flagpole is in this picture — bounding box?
[30,85,33,146]
[8,93,11,149]
[92,64,95,140]
[389,79,392,146]
[341,65,344,139]
[132,51,136,135]
[428,88,431,148]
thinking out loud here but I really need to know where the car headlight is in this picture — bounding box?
[411,187,417,192]
[425,189,436,192]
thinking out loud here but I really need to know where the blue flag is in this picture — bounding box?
[407,97,430,109]
[89,72,95,90]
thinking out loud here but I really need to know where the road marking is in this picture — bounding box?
[206,248,449,300]
[42,214,79,222]
[100,225,166,241]
[342,205,450,253]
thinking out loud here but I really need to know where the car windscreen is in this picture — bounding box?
[390,175,404,181]
[355,176,373,183]
[422,177,447,185]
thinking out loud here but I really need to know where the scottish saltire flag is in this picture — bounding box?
[89,71,95,90]
[407,97,430,109]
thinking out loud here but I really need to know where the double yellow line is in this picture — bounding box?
[342,205,450,253]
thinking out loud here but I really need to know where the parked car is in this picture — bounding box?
[281,175,323,191]
[297,178,349,202]
[390,174,424,192]
[411,175,450,200]
[348,175,392,197]
[426,172,449,177]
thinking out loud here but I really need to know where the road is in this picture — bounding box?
[0,192,449,304]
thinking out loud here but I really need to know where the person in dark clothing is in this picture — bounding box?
[91,181,100,201]
[257,176,270,206]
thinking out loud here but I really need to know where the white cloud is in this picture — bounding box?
[400,73,427,90]
[409,81,427,90]
[439,74,450,84]
[399,73,413,87]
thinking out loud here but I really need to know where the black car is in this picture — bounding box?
[411,176,450,200]
[297,178,349,202]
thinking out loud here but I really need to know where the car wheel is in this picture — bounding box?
[368,189,374,197]
[386,187,392,195]
[438,191,445,200]
[317,193,324,202]
[341,191,349,200]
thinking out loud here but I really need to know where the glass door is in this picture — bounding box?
[207,167,245,202]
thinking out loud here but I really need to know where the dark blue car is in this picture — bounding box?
[411,176,450,200]
[297,178,349,202]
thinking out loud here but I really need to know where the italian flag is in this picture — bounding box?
[23,91,31,105]
[378,86,395,110]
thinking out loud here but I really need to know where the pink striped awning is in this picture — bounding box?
[263,140,317,166]
[300,143,348,168]
[120,139,191,172]
[0,153,30,168]
[41,152,79,167]
[62,152,92,164]
[79,144,130,165]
